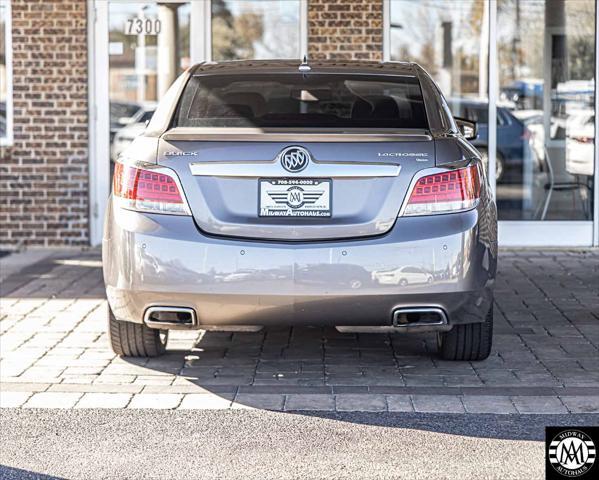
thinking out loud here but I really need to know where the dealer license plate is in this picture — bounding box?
[259,178,331,217]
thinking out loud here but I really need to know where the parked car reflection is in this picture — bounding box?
[0,101,6,138]
[295,263,372,289]
[501,79,543,111]
[372,265,433,287]
[111,104,156,162]
[448,98,537,183]
[566,110,595,177]
[140,249,216,285]
[222,269,271,283]
[110,101,142,143]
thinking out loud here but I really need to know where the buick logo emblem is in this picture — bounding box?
[279,146,310,173]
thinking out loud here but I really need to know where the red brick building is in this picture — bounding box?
[1,0,89,247]
[1,0,597,248]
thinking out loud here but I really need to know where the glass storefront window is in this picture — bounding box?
[212,0,301,60]
[497,0,595,220]
[388,0,491,167]
[390,0,595,223]
[109,2,190,103]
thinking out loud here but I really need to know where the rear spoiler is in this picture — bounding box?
[161,127,432,143]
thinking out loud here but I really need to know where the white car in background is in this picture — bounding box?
[512,109,546,161]
[372,266,433,286]
[111,104,157,162]
[566,110,595,177]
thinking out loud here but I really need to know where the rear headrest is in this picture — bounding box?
[351,98,373,119]
[371,97,399,118]
[266,97,300,113]
[222,92,266,116]
[204,102,254,118]
[352,96,400,119]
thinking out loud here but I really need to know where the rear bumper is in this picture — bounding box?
[103,199,497,328]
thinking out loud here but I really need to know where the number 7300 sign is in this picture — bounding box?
[125,17,162,35]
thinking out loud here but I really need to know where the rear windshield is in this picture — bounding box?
[174,74,428,129]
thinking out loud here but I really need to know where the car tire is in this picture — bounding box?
[495,153,504,182]
[478,148,504,182]
[437,305,493,361]
[108,305,168,357]
[399,278,408,287]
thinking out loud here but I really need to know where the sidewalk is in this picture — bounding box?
[1,248,598,413]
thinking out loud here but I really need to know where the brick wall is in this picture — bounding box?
[308,0,383,60]
[0,0,88,248]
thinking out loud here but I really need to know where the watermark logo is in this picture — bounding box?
[547,427,597,479]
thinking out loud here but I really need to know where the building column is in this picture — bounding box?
[544,0,568,182]
[157,3,179,99]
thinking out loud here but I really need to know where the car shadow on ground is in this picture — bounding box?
[148,325,442,397]
[0,465,66,480]
[117,326,599,440]
[294,411,599,440]
[128,325,598,439]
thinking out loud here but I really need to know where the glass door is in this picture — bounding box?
[387,0,597,246]
[388,0,489,113]
[89,1,194,245]
[495,0,595,245]
[90,0,307,244]
[108,2,191,171]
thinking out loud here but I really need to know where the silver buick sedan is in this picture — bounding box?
[103,60,497,361]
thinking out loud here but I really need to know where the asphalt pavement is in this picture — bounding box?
[2,409,598,479]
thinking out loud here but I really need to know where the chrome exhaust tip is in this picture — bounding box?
[144,306,197,330]
[391,307,450,332]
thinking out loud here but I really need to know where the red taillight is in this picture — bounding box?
[113,161,190,215]
[403,165,481,216]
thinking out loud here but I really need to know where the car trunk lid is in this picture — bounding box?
[158,129,435,241]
